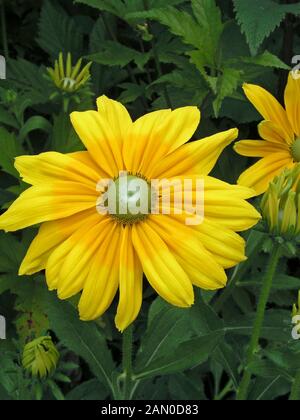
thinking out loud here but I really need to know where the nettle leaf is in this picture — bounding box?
[128,7,203,50]
[213,68,243,117]
[75,0,187,20]
[7,59,50,106]
[43,292,116,394]
[191,0,224,66]
[239,51,290,70]
[14,277,49,346]
[0,127,24,177]
[233,0,300,55]
[37,0,83,58]
[87,41,151,70]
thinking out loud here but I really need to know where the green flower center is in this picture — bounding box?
[107,174,152,224]
[291,138,300,162]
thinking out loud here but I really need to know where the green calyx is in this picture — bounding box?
[291,138,300,162]
[107,174,153,225]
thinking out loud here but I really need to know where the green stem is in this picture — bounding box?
[122,325,134,400]
[0,0,8,58]
[289,370,300,400]
[237,244,282,400]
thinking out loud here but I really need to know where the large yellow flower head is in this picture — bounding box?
[234,72,300,195]
[0,97,260,331]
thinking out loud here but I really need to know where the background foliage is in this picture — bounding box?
[0,0,300,400]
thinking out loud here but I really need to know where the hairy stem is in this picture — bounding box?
[237,244,282,400]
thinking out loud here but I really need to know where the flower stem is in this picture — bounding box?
[237,244,282,400]
[122,325,134,400]
[289,370,300,400]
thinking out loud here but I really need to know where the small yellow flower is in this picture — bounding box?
[0,97,260,331]
[261,164,300,240]
[47,52,92,93]
[292,291,300,319]
[22,336,59,378]
[234,72,300,195]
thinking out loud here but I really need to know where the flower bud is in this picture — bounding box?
[261,164,300,242]
[22,336,59,378]
[47,52,92,93]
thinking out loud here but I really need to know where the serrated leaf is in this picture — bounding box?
[87,41,151,70]
[233,0,300,55]
[239,51,290,70]
[213,68,243,117]
[37,0,83,58]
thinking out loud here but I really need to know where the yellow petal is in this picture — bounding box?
[123,109,171,173]
[56,217,112,299]
[15,152,101,187]
[234,140,289,157]
[196,218,246,268]
[132,221,194,307]
[243,83,294,142]
[79,221,121,320]
[19,209,98,275]
[139,107,200,176]
[258,120,290,145]
[151,128,238,178]
[96,95,132,144]
[45,214,105,293]
[237,152,294,195]
[70,110,124,177]
[0,183,97,232]
[284,72,300,137]
[147,216,227,290]
[115,226,143,332]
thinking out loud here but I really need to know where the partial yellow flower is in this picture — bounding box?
[0,96,260,331]
[234,72,300,195]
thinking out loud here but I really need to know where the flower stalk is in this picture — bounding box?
[237,244,282,400]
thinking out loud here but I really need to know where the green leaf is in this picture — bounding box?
[233,0,300,55]
[191,0,224,66]
[135,331,223,380]
[66,379,109,400]
[18,116,52,142]
[37,0,83,58]
[238,274,300,291]
[239,51,290,70]
[0,127,23,177]
[87,41,150,70]
[135,299,193,370]
[213,68,243,117]
[51,113,83,153]
[43,292,116,394]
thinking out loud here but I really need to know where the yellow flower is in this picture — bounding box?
[22,336,59,378]
[0,97,260,331]
[234,72,300,195]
